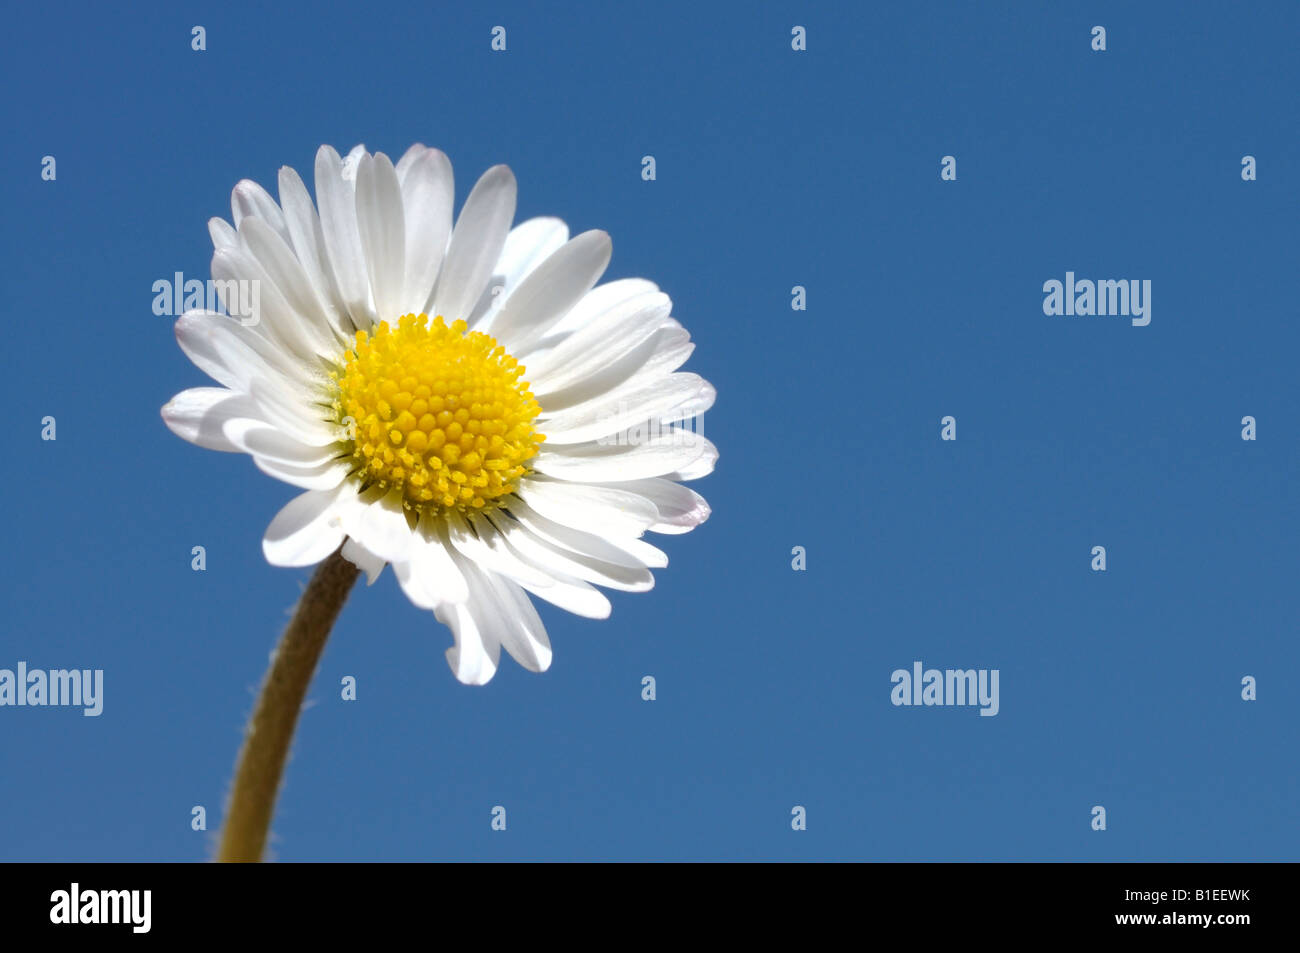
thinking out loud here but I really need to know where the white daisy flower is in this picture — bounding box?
[162,144,716,685]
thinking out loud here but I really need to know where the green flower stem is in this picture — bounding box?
[217,547,360,862]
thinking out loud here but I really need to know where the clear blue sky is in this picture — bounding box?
[2,0,1296,860]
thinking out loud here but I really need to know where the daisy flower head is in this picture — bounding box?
[162,144,716,684]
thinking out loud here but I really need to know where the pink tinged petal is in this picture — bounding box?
[230,179,291,245]
[160,387,253,453]
[531,430,713,482]
[471,217,570,330]
[596,477,711,533]
[486,230,612,353]
[430,164,517,323]
[539,372,715,445]
[354,151,406,322]
[277,165,353,338]
[515,479,657,537]
[315,145,375,328]
[399,148,454,314]
[262,485,351,567]
[341,538,386,585]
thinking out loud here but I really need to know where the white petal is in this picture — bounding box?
[534,329,692,413]
[337,487,414,564]
[487,230,612,352]
[208,217,239,252]
[435,559,503,685]
[449,514,609,618]
[597,477,711,533]
[513,570,611,619]
[173,310,309,393]
[235,218,343,359]
[510,496,669,572]
[532,430,712,482]
[246,378,338,448]
[602,534,669,569]
[211,243,336,361]
[548,328,696,413]
[430,164,516,322]
[393,518,470,609]
[539,372,715,445]
[277,165,353,338]
[254,454,352,491]
[161,387,258,453]
[443,511,552,589]
[341,145,367,181]
[666,435,718,480]
[355,151,406,322]
[223,418,339,467]
[239,217,326,323]
[471,217,569,330]
[515,479,657,537]
[341,537,386,585]
[399,148,454,313]
[231,179,290,245]
[262,484,352,567]
[395,143,429,183]
[483,572,552,673]
[489,511,654,592]
[316,145,375,328]
[521,277,661,352]
[527,291,672,394]
[505,498,652,570]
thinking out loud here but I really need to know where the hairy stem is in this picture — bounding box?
[217,547,359,862]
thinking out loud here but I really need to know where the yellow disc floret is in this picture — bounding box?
[331,313,544,515]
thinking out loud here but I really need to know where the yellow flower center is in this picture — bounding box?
[331,314,544,515]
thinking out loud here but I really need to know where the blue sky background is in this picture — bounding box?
[2,0,1297,860]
